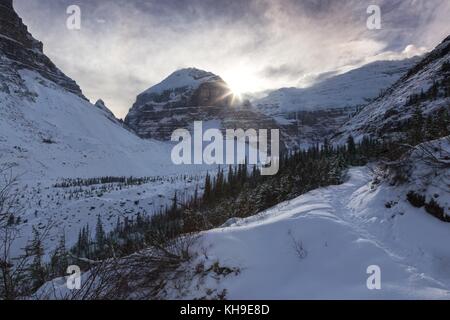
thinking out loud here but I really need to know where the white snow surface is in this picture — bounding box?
[180,167,450,299]
[39,166,450,299]
[0,67,209,180]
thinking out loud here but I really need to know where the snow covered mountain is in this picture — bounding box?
[249,58,420,146]
[124,59,420,149]
[333,35,450,143]
[253,58,421,117]
[93,99,123,125]
[0,2,217,260]
[137,68,222,100]
[0,1,195,180]
[124,68,297,148]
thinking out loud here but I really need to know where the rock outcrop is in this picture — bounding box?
[0,0,85,98]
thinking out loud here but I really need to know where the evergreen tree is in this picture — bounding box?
[171,192,178,212]
[437,109,450,137]
[424,115,440,140]
[95,215,106,252]
[409,106,424,145]
[27,228,47,291]
[192,186,198,208]
[203,173,212,202]
[215,167,224,197]
[50,233,68,277]
[329,154,346,184]
[346,135,356,163]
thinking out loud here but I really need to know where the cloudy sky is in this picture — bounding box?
[14,0,450,118]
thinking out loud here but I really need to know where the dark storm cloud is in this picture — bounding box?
[260,64,305,81]
[12,0,450,118]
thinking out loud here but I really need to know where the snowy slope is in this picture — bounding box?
[253,58,420,117]
[0,65,207,180]
[0,4,207,180]
[172,166,450,299]
[381,136,450,219]
[333,36,450,143]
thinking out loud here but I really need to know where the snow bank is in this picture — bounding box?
[169,167,450,299]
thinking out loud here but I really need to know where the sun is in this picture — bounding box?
[227,82,245,100]
[217,78,245,105]
[222,70,256,100]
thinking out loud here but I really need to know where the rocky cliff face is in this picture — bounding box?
[0,0,85,98]
[125,68,295,148]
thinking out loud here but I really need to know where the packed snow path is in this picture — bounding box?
[190,167,450,299]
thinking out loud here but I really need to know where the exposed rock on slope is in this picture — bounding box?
[0,0,85,98]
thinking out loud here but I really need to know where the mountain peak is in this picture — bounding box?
[94,99,122,124]
[174,67,216,78]
[142,67,221,96]
[95,99,106,106]
[124,68,280,141]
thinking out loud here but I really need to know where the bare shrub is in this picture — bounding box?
[288,230,308,260]
[38,231,200,300]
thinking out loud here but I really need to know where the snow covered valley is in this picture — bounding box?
[7,172,207,258]
[38,164,450,300]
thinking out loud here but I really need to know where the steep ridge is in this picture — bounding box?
[333,35,450,143]
[0,0,84,98]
